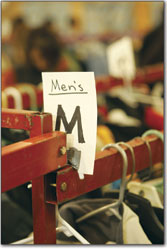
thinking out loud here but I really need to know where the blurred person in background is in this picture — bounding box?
[42,18,58,34]
[9,17,30,68]
[2,17,29,89]
[1,51,17,90]
[15,26,83,85]
[138,15,164,67]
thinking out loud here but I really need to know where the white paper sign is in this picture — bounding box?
[42,72,97,175]
[107,36,136,80]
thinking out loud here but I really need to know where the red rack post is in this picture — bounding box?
[1,108,65,244]
[2,131,66,193]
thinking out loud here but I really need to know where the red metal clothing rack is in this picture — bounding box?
[1,108,164,244]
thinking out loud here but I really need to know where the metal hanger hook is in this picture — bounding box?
[135,136,153,180]
[77,136,158,225]
[117,142,136,183]
[141,130,163,180]
[101,143,128,203]
[142,129,163,142]
[75,143,129,224]
[56,204,90,244]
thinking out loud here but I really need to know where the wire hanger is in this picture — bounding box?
[142,129,164,171]
[56,204,90,244]
[4,86,23,110]
[125,132,163,208]
[102,142,136,203]
[139,129,163,181]
[141,137,153,181]
[76,143,128,224]
[142,129,163,142]
[107,142,136,219]
[117,142,136,183]
[16,83,38,111]
[131,135,153,181]
[124,132,164,243]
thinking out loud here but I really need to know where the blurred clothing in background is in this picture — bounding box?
[138,19,164,67]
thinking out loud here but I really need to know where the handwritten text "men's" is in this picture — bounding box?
[49,80,88,95]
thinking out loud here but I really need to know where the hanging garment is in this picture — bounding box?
[104,189,164,244]
[122,203,151,244]
[1,193,33,244]
[57,198,123,244]
[125,192,164,244]
[127,180,163,208]
[56,198,151,244]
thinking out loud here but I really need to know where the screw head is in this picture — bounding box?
[60,146,66,155]
[60,182,67,192]
[50,184,57,187]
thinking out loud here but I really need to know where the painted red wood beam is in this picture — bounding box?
[56,135,163,203]
[1,131,66,192]
[1,108,52,137]
[2,108,40,130]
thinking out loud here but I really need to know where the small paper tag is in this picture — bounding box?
[42,72,97,175]
[107,36,136,80]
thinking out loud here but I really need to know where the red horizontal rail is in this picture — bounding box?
[1,131,66,192]
[96,64,164,93]
[55,135,163,203]
[144,107,164,131]
[1,108,53,137]
[1,108,41,130]
[2,64,163,110]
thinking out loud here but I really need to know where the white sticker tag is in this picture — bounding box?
[107,36,136,80]
[42,72,97,175]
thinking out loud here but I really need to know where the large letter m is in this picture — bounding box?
[55,105,85,143]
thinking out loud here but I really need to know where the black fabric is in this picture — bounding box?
[105,95,145,120]
[57,198,123,244]
[152,207,164,226]
[105,123,149,142]
[1,193,33,244]
[6,184,32,216]
[1,129,33,244]
[138,20,164,67]
[103,190,164,244]
[1,128,29,145]
[126,200,164,244]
